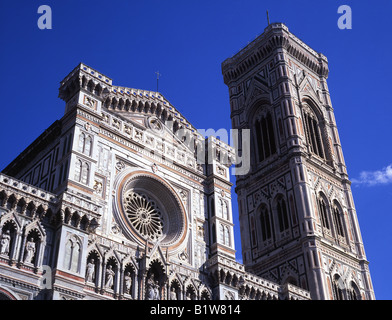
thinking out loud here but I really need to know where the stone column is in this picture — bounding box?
[95,258,102,291]
[34,239,44,270]
[100,259,107,293]
[119,264,124,298]
[10,230,22,264]
[17,234,27,265]
[139,272,146,300]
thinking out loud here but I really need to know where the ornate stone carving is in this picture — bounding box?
[123,191,163,241]
[0,230,11,256]
[83,95,97,109]
[147,116,163,133]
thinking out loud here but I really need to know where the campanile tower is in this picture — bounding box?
[222,23,375,300]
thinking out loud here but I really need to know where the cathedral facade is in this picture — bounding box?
[0,23,373,300]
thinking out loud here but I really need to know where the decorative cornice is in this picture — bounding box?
[222,23,329,85]
[0,173,58,205]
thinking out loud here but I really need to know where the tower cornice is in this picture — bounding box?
[222,23,329,86]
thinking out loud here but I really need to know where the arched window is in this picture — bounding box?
[276,196,290,233]
[259,204,272,241]
[84,136,92,156]
[78,133,85,153]
[303,103,326,159]
[318,196,330,230]
[250,216,257,246]
[219,224,230,246]
[81,162,90,185]
[219,224,225,244]
[78,132,93,156]
[332,275,345,300]
[348,281,361,300]
[332,202,345,237]
[224,226,230,246]
[220,199,228,220]
[64,237,81,273]
[74,160,82,182]
[255,112,277,162]
[74,160,90,185]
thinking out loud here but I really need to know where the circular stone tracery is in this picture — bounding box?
[123,191,163,241]
[115,171,188,249]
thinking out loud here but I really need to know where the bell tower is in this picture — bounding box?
[222,23,375,300]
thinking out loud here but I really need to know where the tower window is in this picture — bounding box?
[318,197,330,230]
[303,104,326,159]
[332,275,345,300]
[255,112,277,162]
[259,205,272,241]
[276,196,290,232]
[250,216,257,246]
[332,204,345,237]
[225,226,230,246]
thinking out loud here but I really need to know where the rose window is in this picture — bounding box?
[114,171,188,250]
[123,191,164,241]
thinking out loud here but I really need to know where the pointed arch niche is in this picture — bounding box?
[301,98,332,164]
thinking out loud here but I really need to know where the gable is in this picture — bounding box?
[299,75,323,104]
[110,109,202,157]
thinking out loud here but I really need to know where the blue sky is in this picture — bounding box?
[0,0,391,299]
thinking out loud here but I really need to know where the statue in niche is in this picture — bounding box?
[105,265,115,289]
[146,273,160,300]
[0,230,11,256]
[124,271,132,294]
[170,287,177,300]
[85,259,95,283]
[23,237,36,263]
[225,291,235,300]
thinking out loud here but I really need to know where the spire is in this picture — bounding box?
[266,10,270,25]
[155,71,161,92]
